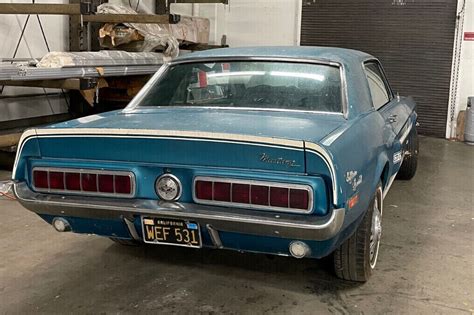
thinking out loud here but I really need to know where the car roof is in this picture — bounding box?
[176,46,375,66]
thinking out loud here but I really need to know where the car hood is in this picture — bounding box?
[47,107,346,144]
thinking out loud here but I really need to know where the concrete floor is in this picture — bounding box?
[0,137,472,314]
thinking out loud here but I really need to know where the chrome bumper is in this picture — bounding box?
[13,182,345,241]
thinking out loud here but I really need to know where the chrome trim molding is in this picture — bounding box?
[304,142,338,205]
[193,176,314,214]
[123,217,141,241]
[399,122,413,145]
[14,182,345,241]
[206,224,223,248]
[31,166,136,199]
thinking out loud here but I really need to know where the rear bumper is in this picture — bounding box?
[13,182,345,242]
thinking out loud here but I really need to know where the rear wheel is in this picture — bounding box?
[109,237,141,246]
[397,127,418,180]
[333,183,383,282]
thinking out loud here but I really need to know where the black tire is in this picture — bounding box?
[333,183,383,282]
[397,127,418,180]
[109,237,141,246]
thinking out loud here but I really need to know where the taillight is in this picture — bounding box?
[32,168,134,197]
[194,177,312,213]
[49,172,64,190]
[250,185,269,205]
[232,183,250,203]
[115,175,132,195]
[195,180,212,200]
[213,182,231,201]
[98,174,114,193]
[33,170,48,189]
[65,173,81,190]
[81,173,97,192]
[289,189,309,210]
[270,187,289,207]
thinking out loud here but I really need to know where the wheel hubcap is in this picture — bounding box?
[369,194,382,269]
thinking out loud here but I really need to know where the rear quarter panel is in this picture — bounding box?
[324,111,390,230]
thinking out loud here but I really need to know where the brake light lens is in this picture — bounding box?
[270,187,289,207]
[49,171,65,190]
[289,189,309,210]
[81,173,97,192]
[232,183,250,203]
[195,180,212,200]
[33,170,48,189]
[32,168,134,197]
[251,185,269,205]
[213,182,231,201]
[194,177,312,213]
[98,174,114,193]
[115,175,132,195]
[65,173,81,191]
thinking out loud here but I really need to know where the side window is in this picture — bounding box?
[364,61,392,110]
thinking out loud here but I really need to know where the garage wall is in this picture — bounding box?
[448,0,474,138]
[170,0,301,46]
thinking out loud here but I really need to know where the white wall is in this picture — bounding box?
[0,0,69,122]
[456,1,474,118]
[447,0,474,138]
[171,0,301,46]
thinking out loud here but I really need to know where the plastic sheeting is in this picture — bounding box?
[97,4,180,57]
[36,51,166,68]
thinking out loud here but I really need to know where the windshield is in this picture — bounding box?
[137,61,343,112]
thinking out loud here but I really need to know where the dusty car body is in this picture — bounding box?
[11,47,418,281]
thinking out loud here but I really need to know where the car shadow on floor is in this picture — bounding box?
[105,241,361,291]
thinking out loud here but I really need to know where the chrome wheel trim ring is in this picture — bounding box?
[369,187,383,269]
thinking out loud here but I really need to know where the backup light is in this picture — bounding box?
[52,217,71,232]
[289,241,310,258]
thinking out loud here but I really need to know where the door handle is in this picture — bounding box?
[388,114,397,123]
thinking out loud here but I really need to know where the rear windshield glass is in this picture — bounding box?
[137,61,343,112]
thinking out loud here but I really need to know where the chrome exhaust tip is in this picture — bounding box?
[289,241,311,258]
[52,217,72,232]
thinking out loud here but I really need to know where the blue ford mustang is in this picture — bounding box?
[11,47,418,282]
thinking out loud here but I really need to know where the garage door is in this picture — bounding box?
[300,0,457,137]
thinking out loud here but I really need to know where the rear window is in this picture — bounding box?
[137,61,343,113]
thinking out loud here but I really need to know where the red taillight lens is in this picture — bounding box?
[213,182,231,201]
[251,185,269,206]
[195,180,212,200]
[65,173,81,191]
[232,183,250,203]
[270,187,289,207]
[115,175,131,194]
[193,177,312,212]
[98,174,114,193]
[32,168,133,196]
[289,189,309,210]
[33,170,48,189]
[49,171,64,190]
[81,173,97,192]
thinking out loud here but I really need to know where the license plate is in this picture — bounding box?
[141,217,201,248]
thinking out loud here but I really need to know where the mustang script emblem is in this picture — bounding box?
[259,153,300,168]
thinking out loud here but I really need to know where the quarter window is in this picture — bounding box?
[364,62,391,109]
